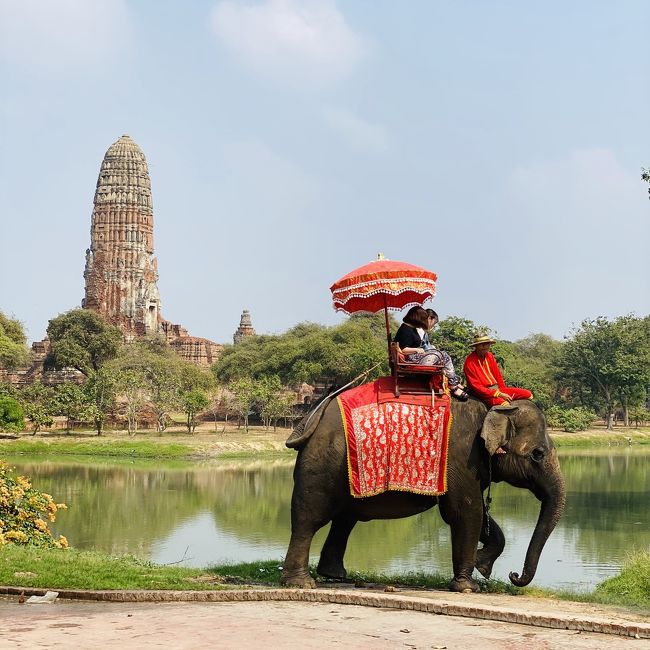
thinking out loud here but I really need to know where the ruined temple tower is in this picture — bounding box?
[83,135,161,339]
[233,310,256,344]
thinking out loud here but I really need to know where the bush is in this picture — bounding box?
[629,406,650,427]
[0,461,68,548]
[544,405,596,432]
[0,395,24,432]
[595,551,650,609]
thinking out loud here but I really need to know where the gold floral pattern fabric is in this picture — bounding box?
[337,379,451,498]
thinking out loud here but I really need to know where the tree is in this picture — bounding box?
[229,377,258,431]
[556,316,650,429]
[115,368,147,435]
[255,375,288,431]
[208,386,238,430]
[213,314,392,387]
[493,334,563,410]
[610,316,650,425]
[84,367,118,435]
[0,395,24,432]
[261,390,295,432]
[17,381,55,434]
[47,309,122,376]
[52,383,91,433]
[180,389,210,433]
[429,316,483,371]
[642,167,650,199]
[109,340,182,433]
[0,311,31,369]
[146,355,182,432]
[178,360,214,393]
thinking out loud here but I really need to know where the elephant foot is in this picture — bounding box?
[280,569,316,589]
[449,576,480,593]
[316,559,347,580]
[475,550,496,579]
[475,562,492,579]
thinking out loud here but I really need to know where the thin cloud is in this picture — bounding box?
[509,148,641,225]
[0,0,132,73]
[220,140,318,215]
[210,0,365,86]
[504,148,650,333]
[322,106,389,152]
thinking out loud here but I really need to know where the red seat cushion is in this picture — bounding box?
[403,364,443,373]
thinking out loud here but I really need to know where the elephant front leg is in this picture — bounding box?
[317,514,357,580]
[440,497,482,593]
[281,508,321,588]
[476,509,505,579]
[282,530,317,588]
[282,487,336,588]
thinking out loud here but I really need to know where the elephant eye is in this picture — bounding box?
[531,447,545,463]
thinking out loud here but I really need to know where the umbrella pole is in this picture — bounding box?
[383,296,391,359]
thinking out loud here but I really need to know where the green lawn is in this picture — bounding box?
[1,440,193,459]
[1,547,648,613]
[0,546,224,591]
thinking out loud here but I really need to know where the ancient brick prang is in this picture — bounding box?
[0,339,84,387]
[82,135,161,340]
[160,322,223,368]
[80,135,221,367]
[233,310,256,344]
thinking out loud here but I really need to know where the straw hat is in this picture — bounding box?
[469,333,496,347]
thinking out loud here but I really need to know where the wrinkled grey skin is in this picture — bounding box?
[281,398,566,593]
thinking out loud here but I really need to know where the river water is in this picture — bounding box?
[7,448,649,592]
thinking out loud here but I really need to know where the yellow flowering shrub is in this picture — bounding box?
[0,461,68,549]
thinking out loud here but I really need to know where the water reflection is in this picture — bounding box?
[7,448,649,591]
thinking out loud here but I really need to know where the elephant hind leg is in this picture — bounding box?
[475,511,505,579]
[317,514,357,580]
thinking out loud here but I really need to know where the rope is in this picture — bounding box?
[485,457,493,538]
[297,362,383,432]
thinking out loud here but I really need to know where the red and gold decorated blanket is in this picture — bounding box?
[337,377,451,498]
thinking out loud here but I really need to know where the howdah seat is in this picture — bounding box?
[389,342,446,398]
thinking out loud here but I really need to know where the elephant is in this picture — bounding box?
[281,396,566,593]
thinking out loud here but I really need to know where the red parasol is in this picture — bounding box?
[331,255,437,314]
[330,255,437,356]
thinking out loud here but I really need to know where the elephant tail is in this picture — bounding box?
[286,392,338,449]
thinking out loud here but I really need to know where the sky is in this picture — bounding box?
[1,0,648,346]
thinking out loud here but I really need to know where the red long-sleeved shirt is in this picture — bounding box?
[463,351,506,401]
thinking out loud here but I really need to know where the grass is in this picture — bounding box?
[0,546,226,591]
[593,551,650,610]
[216,449,293,460]
[1,440,192,459]
[1,548,648,613]
[210,557,650,613]
[0,424,292,460]
[551,429,650,447]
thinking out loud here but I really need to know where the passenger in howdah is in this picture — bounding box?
[394,306,468,401]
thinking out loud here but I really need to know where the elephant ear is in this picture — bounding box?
[480,408,512,455]
[285,394,335,449]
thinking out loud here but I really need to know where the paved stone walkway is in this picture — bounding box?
[0,586,648,649]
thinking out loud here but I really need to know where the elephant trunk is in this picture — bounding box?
[509,451,566,587]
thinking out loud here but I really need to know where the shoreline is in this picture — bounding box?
[0,425,648,460]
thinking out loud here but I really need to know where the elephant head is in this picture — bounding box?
[481,401,566,587]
